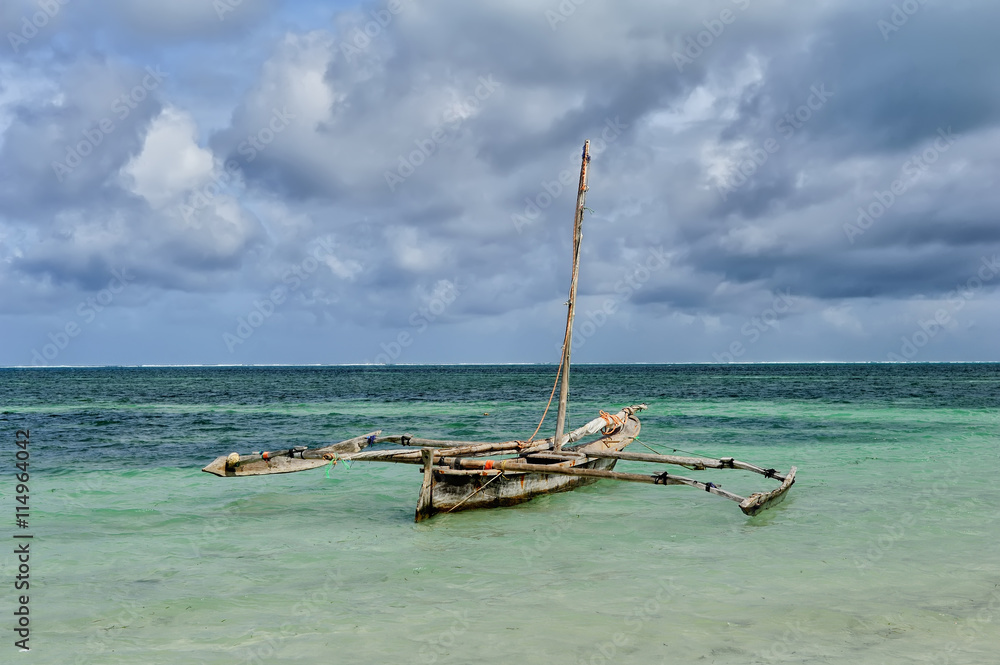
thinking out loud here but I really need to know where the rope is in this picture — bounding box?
[525,256,585,444]
[445,470,506,513]
[525,345,565,444]
[633,437,712,459]
[634,438,663,456]
[598,410,624,435]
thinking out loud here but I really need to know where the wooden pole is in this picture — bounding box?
[555,140,591,451]
[377,435,524,448]
[550,449,789,482]
[415,448,436,522]
[447,458,748,504]
[349,440,526,463]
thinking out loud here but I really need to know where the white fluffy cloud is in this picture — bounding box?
[123,107,214,207]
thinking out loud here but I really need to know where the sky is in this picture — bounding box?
[1,0,998,366]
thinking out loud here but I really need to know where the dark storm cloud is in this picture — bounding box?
[2,0,999,364]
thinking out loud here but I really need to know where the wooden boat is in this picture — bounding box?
[203,141,796,520]
[413,405,644,519]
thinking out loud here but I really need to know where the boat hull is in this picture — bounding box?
[419,414,640,518]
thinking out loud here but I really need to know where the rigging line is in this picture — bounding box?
[633,437,712,460]
[525,306,573,444]
[445,470,507,513]
[633,437,664,456]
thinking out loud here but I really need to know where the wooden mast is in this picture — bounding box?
[554,140,591,451]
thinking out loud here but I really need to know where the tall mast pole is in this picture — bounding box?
[554,140,590,451]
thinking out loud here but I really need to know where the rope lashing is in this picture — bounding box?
[323,453,351,477]
[367,435,376,445]
[764,468,777,479]
[400,435,412,446]
[598,410,624,435]
[704,482,717,492]
[653,471,670,484]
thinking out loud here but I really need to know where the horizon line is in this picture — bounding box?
[3,361,999,369]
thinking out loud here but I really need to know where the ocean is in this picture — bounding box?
[2,364,998,664]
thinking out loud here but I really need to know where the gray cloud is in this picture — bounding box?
[1,0,998,364]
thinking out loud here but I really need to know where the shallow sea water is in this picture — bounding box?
[2,364,999,664]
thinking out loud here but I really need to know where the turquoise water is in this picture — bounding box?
[2,364,999,664]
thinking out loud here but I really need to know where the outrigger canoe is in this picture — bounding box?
[203,140,796,520]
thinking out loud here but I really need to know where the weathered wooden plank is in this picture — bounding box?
[310,431,382,456]
[414,449,435,522]
[346,440,526,463]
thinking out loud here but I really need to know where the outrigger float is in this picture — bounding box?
[203,141,796,521]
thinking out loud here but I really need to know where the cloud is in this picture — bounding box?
[122,107,214,207]
[2,0,1000,363]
